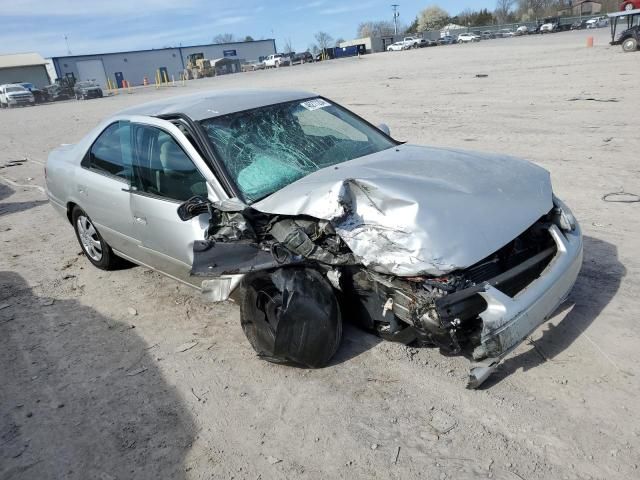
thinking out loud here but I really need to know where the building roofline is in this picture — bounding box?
[51,39,276,61]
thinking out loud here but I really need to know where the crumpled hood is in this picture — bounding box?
[253,144,553,276]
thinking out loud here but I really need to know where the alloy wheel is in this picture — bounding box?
[76,215,103,261]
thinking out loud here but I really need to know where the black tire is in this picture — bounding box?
[622,37,638,53]
[71,206,120,270]
[240,268,342,368]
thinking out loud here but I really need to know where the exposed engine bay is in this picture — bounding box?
[178,195,569,387]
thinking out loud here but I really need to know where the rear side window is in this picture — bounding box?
[86,121,132,180]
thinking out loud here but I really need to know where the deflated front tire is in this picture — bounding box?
[240,268,342,368]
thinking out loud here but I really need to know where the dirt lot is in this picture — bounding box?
[1,29,639,480]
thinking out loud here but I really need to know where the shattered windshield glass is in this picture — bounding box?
[199,98,395,202]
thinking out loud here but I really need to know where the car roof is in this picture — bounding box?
[117,89,316,121]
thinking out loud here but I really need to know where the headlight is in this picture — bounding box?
[552,194,577,232]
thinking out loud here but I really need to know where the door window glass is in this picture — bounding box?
[131,125,207,202]
[87,121,131,180]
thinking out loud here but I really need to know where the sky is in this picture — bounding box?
[0,0,492,58]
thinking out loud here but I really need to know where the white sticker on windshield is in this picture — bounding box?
[300,98,331,111]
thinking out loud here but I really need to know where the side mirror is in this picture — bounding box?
[377,123,391,136]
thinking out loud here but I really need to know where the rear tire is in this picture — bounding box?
[71,206,120,270]
[622,37,638,52]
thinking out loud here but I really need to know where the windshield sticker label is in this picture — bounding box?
[300,99,331,111]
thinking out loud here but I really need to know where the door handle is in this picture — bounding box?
[134,216,147,225]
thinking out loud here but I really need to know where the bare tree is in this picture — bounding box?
[283,38,293,53]
[334,37,345,47]
[357,20,398,38]
[417,6,450,32]
[495,0,516,23]
[314,31,334,51]
[213,33,235,44]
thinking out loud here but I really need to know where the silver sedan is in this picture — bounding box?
[46,90,582,387]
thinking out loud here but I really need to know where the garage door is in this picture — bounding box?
[76,59,108,88]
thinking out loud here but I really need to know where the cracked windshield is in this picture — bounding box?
[200,98,395,202]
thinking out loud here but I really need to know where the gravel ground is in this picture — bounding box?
[1,29,639,480]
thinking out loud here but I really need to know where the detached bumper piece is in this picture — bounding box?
[451,225,583,388]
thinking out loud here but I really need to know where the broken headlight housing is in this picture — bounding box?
[552,194,576,232]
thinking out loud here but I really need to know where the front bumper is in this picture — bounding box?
[467,223,583,387]
[8,97,34,105]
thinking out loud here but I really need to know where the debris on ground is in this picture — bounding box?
[175,340,198,353]
[602,191,640,203]
[266,456,282,465]
[0,158,27,169]
[567,97,619,102]
[127,307,138,316]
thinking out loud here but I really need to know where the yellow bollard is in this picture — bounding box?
[163,71,169,85]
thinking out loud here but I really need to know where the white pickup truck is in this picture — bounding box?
[0,84,35,108]
[400,36,423,49]
[263,54,291,68]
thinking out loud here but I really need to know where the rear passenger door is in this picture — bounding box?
[127,118,216,286]
[76,120,137,256]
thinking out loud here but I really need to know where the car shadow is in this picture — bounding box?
[0,183,48,216]
[482,235,625,387]
[329,324,382,366]
[0,271,196,480]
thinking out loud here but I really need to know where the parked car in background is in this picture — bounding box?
[571,19,588,30]
[515,25,529,35]
[586,16,608,28]
[540,21,558,33]
[500,29,516,37]
[0,84,35,108]
[45,89,582,388]
[420,39,437,47]
[457,32,480,43]
[18,82,48,103]
[620,1,640,10]
[291,51,314,64]
[263,54,290,68]
[387,42,406,51]
[400,36,423,49]
[437,35,457,45]
[73,81,103,100]
[481,31,496,39]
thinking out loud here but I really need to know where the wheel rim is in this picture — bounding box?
[77,215,103,261]
[623,39,636,51]
[625,3,633,10]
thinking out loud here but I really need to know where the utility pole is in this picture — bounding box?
[391,4,400,35]
[64,35,72,55]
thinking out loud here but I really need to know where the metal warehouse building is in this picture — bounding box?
[0,53,50,88]
[51,39,276,88]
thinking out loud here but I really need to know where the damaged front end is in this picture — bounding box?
[179,193,582,388]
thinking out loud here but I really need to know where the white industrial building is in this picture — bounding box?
[0,53,50,87]
[51,39,276,88]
